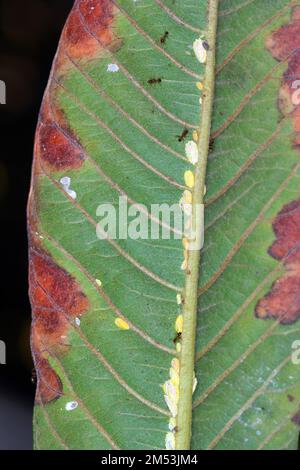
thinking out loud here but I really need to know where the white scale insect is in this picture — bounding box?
[65,401,78,412]
[107,63,119,73]
[60,176,77,200]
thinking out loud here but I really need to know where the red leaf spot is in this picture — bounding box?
[62,0,116,61]
[266,8,300,143]
[256,10,300,326]
[266,19,300,62]
[34,357,63,404]
[269,199,300,261]
[34,92,85,172]
[38,122,84,171]
[30,246,89,404]
[255,200,300,324]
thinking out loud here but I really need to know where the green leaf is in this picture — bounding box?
[29,0,300,450]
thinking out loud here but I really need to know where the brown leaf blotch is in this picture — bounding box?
[61,0,117,61]
[30,245,89,404]
[265,11,300,62]
[32,0,120,173]
[37,122,84,171]
[255,200,300,325]
[34,91,86,172]
[269,199,300,261]
[265,9,300,138]
[255,11,300,326]
[34,357,63,404]
[29,0,118,404]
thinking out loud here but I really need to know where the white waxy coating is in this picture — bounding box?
[65,401,78,411]
[165,432,176,450]
[185,140,199,165]
[193,38,207,64]
[60,176,77,200]
[107,63,119,73]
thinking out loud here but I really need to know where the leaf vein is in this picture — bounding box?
[75,3,197,128]
[38,161,181,292]
[198,160,300,296]
[154,0,202,33]
[217,1,297,74]
[112,0,202,79]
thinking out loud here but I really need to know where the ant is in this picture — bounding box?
[160,31,169,44]
[173,332,182,344]
[177,128,189,142]
[209,137,215,152]
[147,78,162,85]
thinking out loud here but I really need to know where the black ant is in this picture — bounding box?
[209,137,215,152]
[173,332,182,344]
[160,31,169,44]
[177,128,189,142]
[147,78,162,85]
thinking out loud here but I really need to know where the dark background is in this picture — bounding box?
[0,0,73,450]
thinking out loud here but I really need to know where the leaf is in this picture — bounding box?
[28,0,300,450]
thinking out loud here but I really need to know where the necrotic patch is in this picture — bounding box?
[35,92,85,172]
[265,6,300,146]
[28,0,120,405]
[255,200,300,325]
[32,0,121,173]
[255,9,300,326]
[38,123,84,171]
[29,244,89,404]
[61,0,118,62]
[266,7,300,62]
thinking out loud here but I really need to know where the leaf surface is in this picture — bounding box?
[29,0,300,450]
